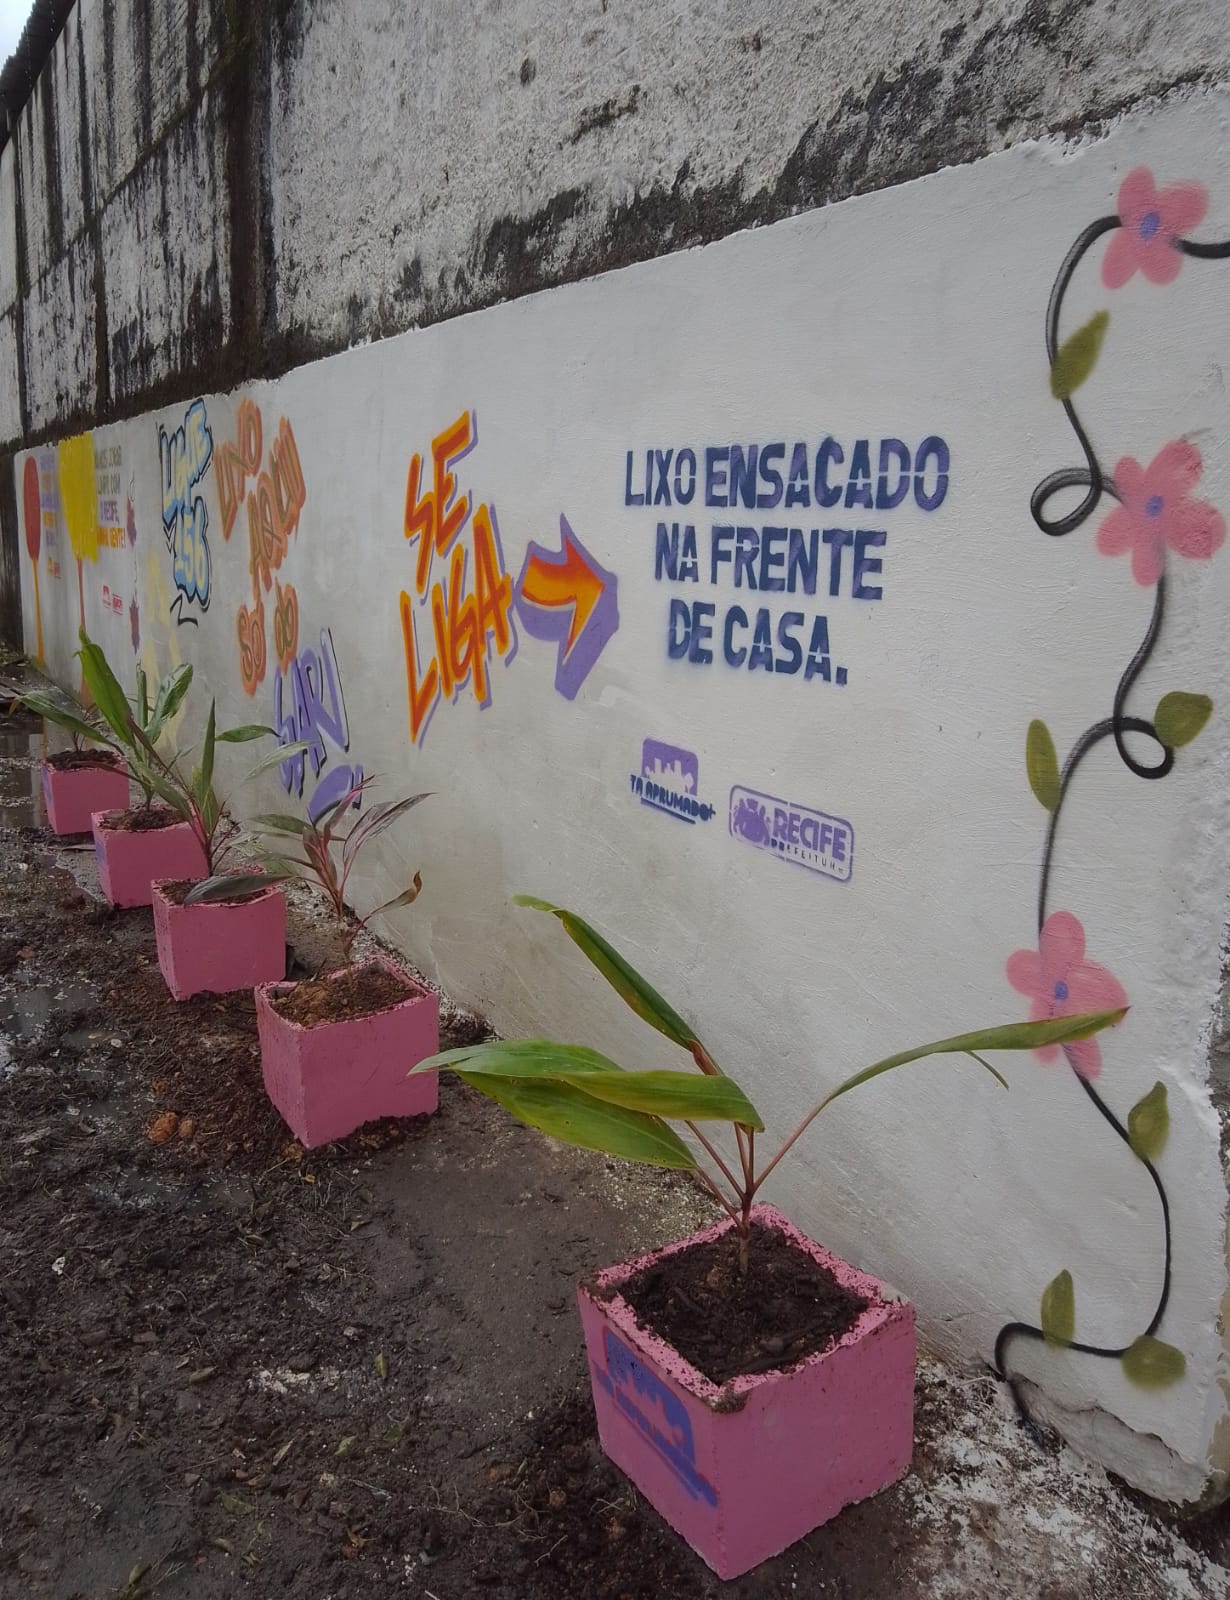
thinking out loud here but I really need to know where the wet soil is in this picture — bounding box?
[271,962,419,1027]
[101,806,184,834]
[619,1221,868,1384]
[45,749,122,772]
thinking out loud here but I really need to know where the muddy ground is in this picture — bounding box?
[1,699,1229,1600]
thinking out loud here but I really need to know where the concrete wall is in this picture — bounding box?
[15,84,1230,1508]
[5,0,1230,1512]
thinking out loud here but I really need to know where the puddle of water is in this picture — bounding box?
[0,727,42,828]
[0,978,98,1041]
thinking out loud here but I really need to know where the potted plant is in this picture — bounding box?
[14,683,131,836]
[146,707,308,1000]
[413,897,1124,1579]
[190,779,437,1146]
[62,632,292,926]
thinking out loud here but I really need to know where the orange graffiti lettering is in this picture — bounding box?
[399,412,515,745]
[273,579,300,674]
[216,399,307,695]
[238,600,268,696]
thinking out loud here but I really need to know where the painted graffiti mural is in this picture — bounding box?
[159,399,213,623]
[399,411,517,743]
[993,167,1230,1408]
[16,102,1230,1497]
[274,626,365,822]
[399,412,620,743]
[214,397,306,694]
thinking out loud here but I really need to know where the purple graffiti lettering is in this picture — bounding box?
[274,627,363,819]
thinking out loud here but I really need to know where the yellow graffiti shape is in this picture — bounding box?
[57,432,99,565]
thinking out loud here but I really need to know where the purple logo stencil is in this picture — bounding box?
[631,740,714,823]
[730,785,854,882]
[592,1328,718,1507]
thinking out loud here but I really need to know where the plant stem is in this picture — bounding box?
[684,1121,745,1207]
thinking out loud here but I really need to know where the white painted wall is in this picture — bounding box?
[19,85,1230,1504]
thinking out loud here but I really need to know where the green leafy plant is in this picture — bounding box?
[414,897,1126,1269]
[185,775,429,961]
[38,629,300,874]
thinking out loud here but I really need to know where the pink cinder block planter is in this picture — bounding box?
[40,755,129,835]
[254,957,440,1148]
[152,878,287,1000]
[92,810,208,909]
[577,1203,915,1580]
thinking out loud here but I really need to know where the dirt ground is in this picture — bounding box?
[1,698,1229,1599]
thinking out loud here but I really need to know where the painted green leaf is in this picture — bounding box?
[1154,692,1213,749]
[513,896,700,1051]
[456,1072,697,1169]
[1127,1081,1169,1163]
[1026,719,1061,812]
[1050,310,1109,401]
[1040,1269,1075,1347]
[1121,1335,1186,1389]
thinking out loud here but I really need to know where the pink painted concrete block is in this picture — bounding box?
[40,756,130,836]
[254,957,440,1148]
[577,1202,915,1580]
[91,810,208,909]
[152,878,287,1000]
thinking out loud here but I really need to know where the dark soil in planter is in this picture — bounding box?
[45,748,121,771]
[101,805,183,833]
[618,1220,869,1384]
[271,962,417,1026]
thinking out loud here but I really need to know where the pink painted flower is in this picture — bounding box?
[1006,910,1127,1081]
[1102,167,1208,288]
[1096,440,1225,586]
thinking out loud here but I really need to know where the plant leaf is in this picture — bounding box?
[18,693,116,748]
[1040,1269,1075,1347]
[251,812,312,837]
[146,662,193,742]
[243,742,315,785]
[412,1040,627,1077]
[513,896,700,1051]
[369,873,423,918]
[1026,719,1061,812]
[136,666,149,729]
[811,1009,1125,1117]
[199,701,216,803]
[216,724,277,743]
[341,793,431,870]
[1121,1335,1186,1389]
[1154,692,1212,749]
[1050,309,1109,400]
[1127,1081,1169,1163]
[558,1068,763,1129]
[182,872,283,906]
[77,632,134,743]
[456,1073,697,1170]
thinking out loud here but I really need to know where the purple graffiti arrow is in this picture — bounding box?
[514,514,619,700]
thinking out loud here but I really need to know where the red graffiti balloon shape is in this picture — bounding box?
[22,457,40,563]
